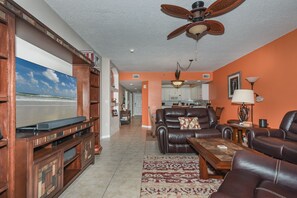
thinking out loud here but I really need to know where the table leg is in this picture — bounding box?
[238,129,243,144]
[199,154,209,179]
[232,128,238,143]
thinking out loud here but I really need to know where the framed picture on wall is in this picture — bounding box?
[228,72,241,99]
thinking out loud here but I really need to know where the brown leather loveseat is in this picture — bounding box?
[211,150,297,198]
[247,110,297,164]
[155,108,232,154]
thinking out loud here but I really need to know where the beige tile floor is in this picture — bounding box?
[59,116,161,198]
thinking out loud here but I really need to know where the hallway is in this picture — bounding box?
[60,117,160,198]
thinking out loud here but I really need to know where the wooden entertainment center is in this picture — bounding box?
[0,1,101,197]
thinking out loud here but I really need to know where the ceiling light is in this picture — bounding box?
[130,49,135,53]
[171,80,184,88]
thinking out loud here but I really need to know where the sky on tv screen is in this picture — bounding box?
[16,57,77,99]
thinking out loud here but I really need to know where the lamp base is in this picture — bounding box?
[238,104,249,122]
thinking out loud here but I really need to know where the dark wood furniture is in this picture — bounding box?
[229,123,252,145]
[120,110,131,125]
[229,123,267,146]
[73,66,102,154]
[0,1,101,197]
[15,121,95,197]
[0,5,16,198]
[215,107,224,121]
[187,138,251,179]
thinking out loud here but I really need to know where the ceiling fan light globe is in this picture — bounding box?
[187,24,208,35]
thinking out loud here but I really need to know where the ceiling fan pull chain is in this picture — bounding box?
[195,39,199,61]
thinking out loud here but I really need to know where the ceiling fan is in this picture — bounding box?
[161,0,245,40]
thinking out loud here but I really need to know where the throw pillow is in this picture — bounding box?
[178,117,191,130]
[178,117,201,130]
[189,117,201,129]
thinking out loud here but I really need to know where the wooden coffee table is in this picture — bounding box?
[187,138,252,179]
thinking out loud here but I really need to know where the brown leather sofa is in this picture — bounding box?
[155,107,232,154]
[211,150,297,198]
[247,110,297,164]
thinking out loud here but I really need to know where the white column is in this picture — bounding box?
[101,57,111,138]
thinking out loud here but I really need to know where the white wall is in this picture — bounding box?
[16,37,72,75]
[14,0,94,51]
[110,67,120,136]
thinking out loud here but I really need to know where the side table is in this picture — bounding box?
[229,124,253,145]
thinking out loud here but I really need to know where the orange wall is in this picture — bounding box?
[120,72,213,126]
[210,29,297,128]
[142,81,149,125]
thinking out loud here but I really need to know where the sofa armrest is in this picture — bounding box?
[247,128,285,148]
[215,124,233,140]
[156,109,164,124]
[156,124,168,154]
[232,150,297,189]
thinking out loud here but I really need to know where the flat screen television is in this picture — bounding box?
[16,57,77,128]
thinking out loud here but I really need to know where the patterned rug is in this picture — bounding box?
[140,155,222,198]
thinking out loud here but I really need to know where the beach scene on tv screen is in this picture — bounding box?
[16,57,77,127]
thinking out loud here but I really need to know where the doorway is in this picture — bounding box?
[133,93,142,116]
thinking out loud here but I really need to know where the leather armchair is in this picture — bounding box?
[247,110,297,164]
[155,107,232,154]
[211,150,297,198]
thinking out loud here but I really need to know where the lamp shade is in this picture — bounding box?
[246,77,259,83]
[232,89,254,104]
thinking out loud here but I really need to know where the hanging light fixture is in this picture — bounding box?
[171,59,194,88]
[171,67,184,88]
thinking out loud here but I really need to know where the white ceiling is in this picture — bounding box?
[45,0,297,72]
[120,80,143,92]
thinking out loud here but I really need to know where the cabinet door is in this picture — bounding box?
[162,88,169,100]
[33,152,63,198]
[82,134,94,167]
[202,84,209,100]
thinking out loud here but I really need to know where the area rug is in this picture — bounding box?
[140,155,222,198]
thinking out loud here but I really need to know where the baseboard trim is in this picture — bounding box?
[101,135,110,139]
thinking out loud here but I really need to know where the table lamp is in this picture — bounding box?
[231,89,255,122]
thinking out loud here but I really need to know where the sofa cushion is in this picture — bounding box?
[168,129,195,144]
[255,180,296,198]
[186,108,210,129]
[164,108,186,129]
[252,137,284,159]
[194,128,221,138]
[282,141,297,164]
[215,170,261,198]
